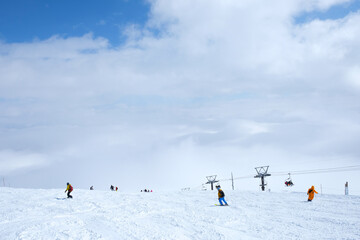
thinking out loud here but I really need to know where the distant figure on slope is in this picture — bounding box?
[216,185,228,206]
[307,186,318,202]
[110,185,114,191]
[65,182,73,198]
[90,186,94,190]
[115,187,118,191]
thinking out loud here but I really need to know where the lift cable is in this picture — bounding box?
[216,165,360,183]
[272,165,360,176]
[189,165,360,189]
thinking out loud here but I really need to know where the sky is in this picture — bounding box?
[0,0,360,194]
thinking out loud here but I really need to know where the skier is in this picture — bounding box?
[110,185,114,191]
[65,182,73,198]
[115,187,118,191]
[216,185,228,206]
[90,186,94,190]
[307,185,318,201]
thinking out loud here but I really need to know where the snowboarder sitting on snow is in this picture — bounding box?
[307,185,318,201]
[216,185,228,206]
[65,182,73,198]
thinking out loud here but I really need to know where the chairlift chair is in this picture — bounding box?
[284,173,294,187]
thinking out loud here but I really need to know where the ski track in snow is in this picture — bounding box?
[0,188,359,240]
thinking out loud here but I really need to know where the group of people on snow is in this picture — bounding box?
[141,189,152,192]
[213,184,319,205]
[64,183,319,203]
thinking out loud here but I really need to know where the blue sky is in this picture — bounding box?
[295,0,360,23]
[1,0,360,45]
[0,0,150,45]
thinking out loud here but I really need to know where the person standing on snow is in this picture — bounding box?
[216,185,228,206]
[307,185,318,201]
[65,182,73,198]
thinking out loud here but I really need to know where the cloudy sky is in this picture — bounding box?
[1,0,360,194]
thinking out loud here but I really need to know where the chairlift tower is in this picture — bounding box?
[206,175,219,190]
[254,166,271,191]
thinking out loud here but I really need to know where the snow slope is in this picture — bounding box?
[1,187,359,240]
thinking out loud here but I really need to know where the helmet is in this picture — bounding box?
[67,182,69,185]
[215,185,220,188]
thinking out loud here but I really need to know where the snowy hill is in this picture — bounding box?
[1,188,359,240]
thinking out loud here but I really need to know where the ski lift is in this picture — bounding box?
[284,173,294,187]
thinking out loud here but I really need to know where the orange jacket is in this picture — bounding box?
[218,189,225,199]
[307,186,318,200]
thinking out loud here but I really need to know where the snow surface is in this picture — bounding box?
[1,187,360,240]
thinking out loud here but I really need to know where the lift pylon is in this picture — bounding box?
[254,166,271,191]
[206,175,219,190]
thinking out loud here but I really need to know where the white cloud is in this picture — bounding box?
[0,0,359,191]
[0,150,48,174]
[346,65,360,88]
[299,0,353,11]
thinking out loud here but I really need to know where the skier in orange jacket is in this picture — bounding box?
[216,185,228,206]
[307,186,318,201]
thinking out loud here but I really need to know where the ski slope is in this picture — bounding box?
[1,187,359,240]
